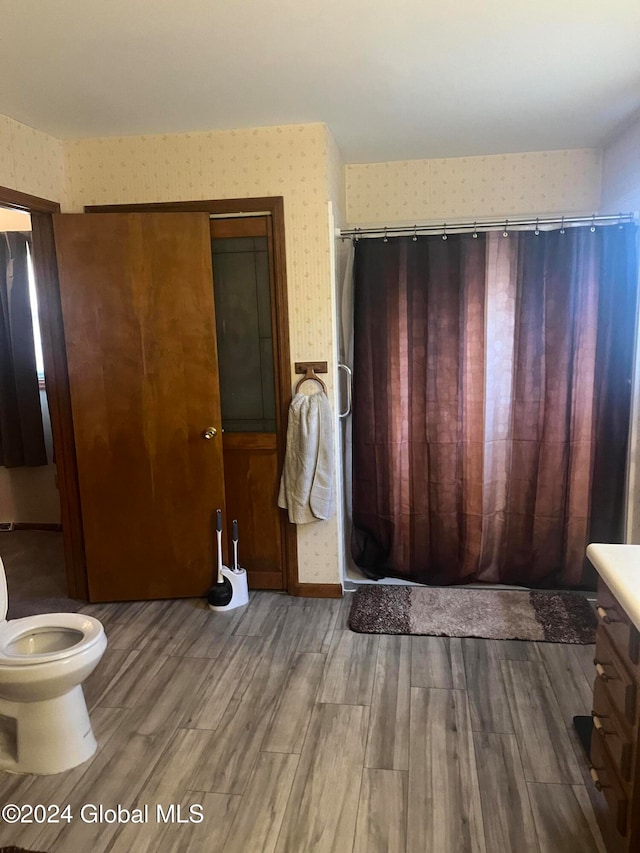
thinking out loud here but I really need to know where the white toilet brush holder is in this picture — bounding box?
[208,565,249,611]
[207,514,249,612]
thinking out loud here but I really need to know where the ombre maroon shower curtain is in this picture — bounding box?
[351,224,638,588]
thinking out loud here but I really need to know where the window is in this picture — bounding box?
[26,242,45,382]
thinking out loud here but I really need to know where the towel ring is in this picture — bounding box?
[295,367,327,394]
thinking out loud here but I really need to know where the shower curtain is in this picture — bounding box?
[351,224,638,588]
[0,232,47,468]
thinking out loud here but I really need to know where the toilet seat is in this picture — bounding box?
[0,613,104,666]
[0,559,103,666]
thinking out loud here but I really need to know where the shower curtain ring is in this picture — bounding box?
[590,214,596,233]
[383,227,388,242]
[535,218,540,236]
[413,225,418,242]
[442,223,447,241]
[503,219,509,238]
[560,216,565,235]
[472,221,478,239]
[618,212,624,229]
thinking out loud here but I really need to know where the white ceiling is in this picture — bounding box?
[1,0,639,162]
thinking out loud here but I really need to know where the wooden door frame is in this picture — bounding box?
[86,197,304,594]
[0,186,88,599]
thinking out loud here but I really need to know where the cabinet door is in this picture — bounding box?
[53,212,225,601]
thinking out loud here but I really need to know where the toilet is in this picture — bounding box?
[0,557,107,775]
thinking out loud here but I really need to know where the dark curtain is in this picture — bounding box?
[351,225,638,588]
[352,234,487,585]
[0,232,47,468]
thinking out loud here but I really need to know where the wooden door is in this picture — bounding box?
[210,216,285,589]
[53,213,225,601]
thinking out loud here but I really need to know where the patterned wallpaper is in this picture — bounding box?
[0,113,65,204]
[346,148,603,225]
[1,108,625,583]
[64,122,342,585]
[601,115,640,214]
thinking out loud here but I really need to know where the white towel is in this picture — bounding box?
[278,391,335,524]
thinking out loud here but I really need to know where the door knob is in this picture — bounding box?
[202,427,217,439]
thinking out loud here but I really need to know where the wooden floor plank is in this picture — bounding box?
[275,703,369,853]
[536,642,594,725]
[473,732,539,853]
[0,556,608,853]
[188,612,301,794]
[174,611,243,658]
[463,639,514,733]
[336,593,354,630]
[45,656,214,853]
[407,687,486,853]
[187,682,279,795]
[222,752,299,853]
[527,782,607,853]
[183,635,262,730]
[492,639,541,661]
[94,647,170,709]
[142,599,213,654]
[100,600,174,649]
[410,636,466,689]
[159,792,240,853]
[317,630,379,705]
[353,768,407,853]
[109,728,217,853]
[82,647,138,710]
[365,635,411,770]
[568,643,597,691]
[262,652,325,753]
[294,599,340,654]
[233,594,287,637]
[571,785,608,853]
[501,660,583,784]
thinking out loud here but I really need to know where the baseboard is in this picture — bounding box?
[12,523,63,532]
[291,582,343,599]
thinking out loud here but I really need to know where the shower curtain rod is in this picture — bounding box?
[338,212,636,240]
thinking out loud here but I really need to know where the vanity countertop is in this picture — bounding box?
[586,543,640,631]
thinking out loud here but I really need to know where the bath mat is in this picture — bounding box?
[348,586,596,643]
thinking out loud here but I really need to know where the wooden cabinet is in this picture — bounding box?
[585,579,640,851]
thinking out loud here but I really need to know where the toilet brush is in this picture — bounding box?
[232,519,242,572]
[207,509,233,608]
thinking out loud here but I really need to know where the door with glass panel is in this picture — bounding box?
[211,216,285,590]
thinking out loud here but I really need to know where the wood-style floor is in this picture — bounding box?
[0,590,605,853]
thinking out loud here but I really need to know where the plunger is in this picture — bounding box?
[207,509,232,607]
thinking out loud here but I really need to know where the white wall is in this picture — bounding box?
[600,114,640,543]
[0,390,60,525]
[600,114,640,213]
